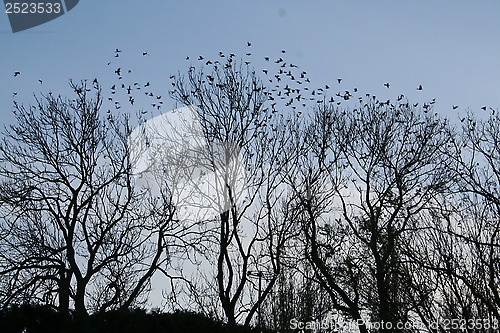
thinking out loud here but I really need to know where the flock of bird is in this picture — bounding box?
[105,48,164,117]
[11,43,495,118]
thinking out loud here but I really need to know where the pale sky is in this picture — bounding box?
[1,0,499,312]
[1,0,499,129]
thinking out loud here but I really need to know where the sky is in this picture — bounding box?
[1,0,499,128]
[1,0,499,310]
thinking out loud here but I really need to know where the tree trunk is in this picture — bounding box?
[57,268,71,313]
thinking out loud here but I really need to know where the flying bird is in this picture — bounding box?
[247,42,252,46]
[14,71,20,77]
[384,82,390,88]
[417,85,423,90]
[337,78,342,83]
[453,105,458,110]
[142,51,148,56]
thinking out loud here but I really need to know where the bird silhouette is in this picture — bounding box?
[14,71,20,77]
[142,51,148,56]
[337,78,342,83]
[384,83,390,88]
[247,42,252,46]
[417,85,423,90]
[453,105,458,110]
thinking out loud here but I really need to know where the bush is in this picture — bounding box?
[0,305,273,333]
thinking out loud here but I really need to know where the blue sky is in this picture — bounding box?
[1,0,499,310]
[1,0,499,128]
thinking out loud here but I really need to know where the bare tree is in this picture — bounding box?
[0,80,173,314]
[286,99,453,332]
[166,57,297,327]
[418,110,500,330]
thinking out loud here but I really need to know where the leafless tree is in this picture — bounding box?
[166,57,297,327]
[286,100,454,332]
[417,111,500,330]
[0,80,174,315]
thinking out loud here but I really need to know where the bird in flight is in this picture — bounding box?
[384,82,390,88]
[337,78,342,83]
[417,85,423,90]
[14,71,20,77]
[453,105,458,110]
[143,51,148,56]
[247,42,252,46]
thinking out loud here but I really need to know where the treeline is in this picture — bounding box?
[0,53,498,333]
[0,305,269,333]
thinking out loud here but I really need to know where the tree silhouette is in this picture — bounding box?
[166,56,297,327]
[0,80,173,314]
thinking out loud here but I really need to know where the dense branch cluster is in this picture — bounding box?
[0,55,498,333]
